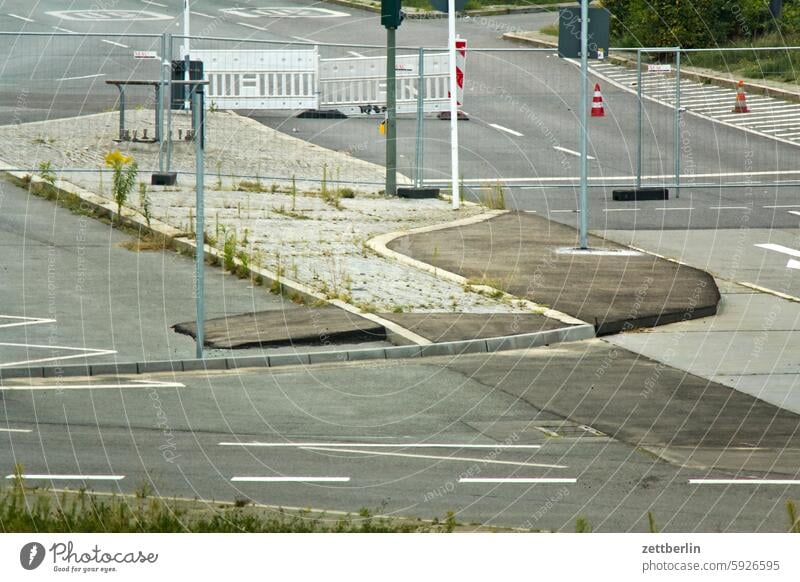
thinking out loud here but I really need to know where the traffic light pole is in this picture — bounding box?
[386,27,397,196]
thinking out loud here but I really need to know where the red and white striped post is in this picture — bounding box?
[447,4,460,210]
[452,38,466,107]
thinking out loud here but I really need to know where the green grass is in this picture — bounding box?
[0,473,458,533]
[540,23,558,37]
[681,34,800,83]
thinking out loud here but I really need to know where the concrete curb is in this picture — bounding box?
[0,161,431,347]
[367,211,590,328]
[326,0,570,19]
[502,32,800,103]
[0,323,594,379]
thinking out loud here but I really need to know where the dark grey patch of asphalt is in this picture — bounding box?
[388,211,721,335]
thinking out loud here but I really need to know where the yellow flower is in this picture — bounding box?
[104,150,134,167]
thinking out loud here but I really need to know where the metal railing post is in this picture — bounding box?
[674,48,681,199]
[193,85,205,359]
[415,47,425,188]
[158,32,167,170]
[117,85,125,141]
[636,48,643,190]
[166,32,174,173]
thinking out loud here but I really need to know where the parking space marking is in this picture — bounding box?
[0,380,184,391]
[219,442,542,449]
[231,476,350,483]
[6,474,125,481]
[0,316,55,330]
[300,446,567,469]
[221,7,348,19]
[689,479,800,485]
[460,478,577,484]
[46,10,171,21]
[0,341,116,368]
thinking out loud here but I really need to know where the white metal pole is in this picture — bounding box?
[578,0,589,249]
[447,0,459,210]
[183,0,191,110]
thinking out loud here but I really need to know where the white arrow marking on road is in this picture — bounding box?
[755,243,800,259]
[8,13,34,22]
[301,446,568,469]
[0,342,117,368]
[0,315,56,329]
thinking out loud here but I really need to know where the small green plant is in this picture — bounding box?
[223,230,237,272]
[575,517,593,533]
[647,511,659,533]
[291,175,297,211]
[38,161,56,185]
[104,150,138,223]
[320,163,328,198]
[235,248,250,278]
[215,161,223,190]
[138,182,152,228]
[482,180,506,210]
[788,500,800,533]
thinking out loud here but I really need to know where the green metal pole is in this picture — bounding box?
[674,48,681,199]
[415,47,424,188]
[386,27,397,196]
[636,49,643,190]
[193,86,205,359]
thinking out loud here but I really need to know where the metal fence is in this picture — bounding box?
[1,31,800,196]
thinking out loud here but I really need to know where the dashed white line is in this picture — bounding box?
[710,206,749,210]
[764,204,800,208]
[291,36,316,44]
[238,22,268,32]
[52,26,76,33]
[101,39,129,48]
[489,123,524,137]
[656,207,694,211]
[603,208,638,212]
[301,446,567,469]
[689,479,800,485]
[6,474,125,481]
[231,476,350,483]
[57,73,106,82]
[0,381,185,391]
[347,51,365,58]
[141,0,167,7]
[192,11,214,19]
[789,211,800,217]
[8,13,34,23]
[219,442,542,449]
[460,478,577,484]
[550,209,579,213]
[755,243,800,259]
[553,145,595,159]
[0,428,32,433]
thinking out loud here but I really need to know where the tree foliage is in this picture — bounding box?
[600,0,790,47]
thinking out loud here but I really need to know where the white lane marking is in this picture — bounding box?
[550,209,579,213]
[0,380,185,391]
[238,21,269,32]
[710,206,749,210]
[192,11,214,19]
[0,342,117,368]
[56,73,106,82]
[141,0,167,7]
[291,36,316,44]
[101,39,129,48]
[434,169,800,185]
[764,204,800,208]
[755,243,800,259]
[0,316,55,330]
[301,446,567,469]
[8,13,34,22]
[789,211,800,217]
[553,145,595,159]
[460,478,577,484]
[689,479,800,485]
[0,428,32,433]
[603,208,638,212]
[231,476,349,483]
[6,474,124,481]
[489,123,524,137]
[656,207,694,211]
[52,26,76,33]
[347,51,365,58]
[788,259,800,270]
[219,442,542,449]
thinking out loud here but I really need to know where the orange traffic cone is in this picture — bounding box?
[732,80,749,113]
[591,83,605,117]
